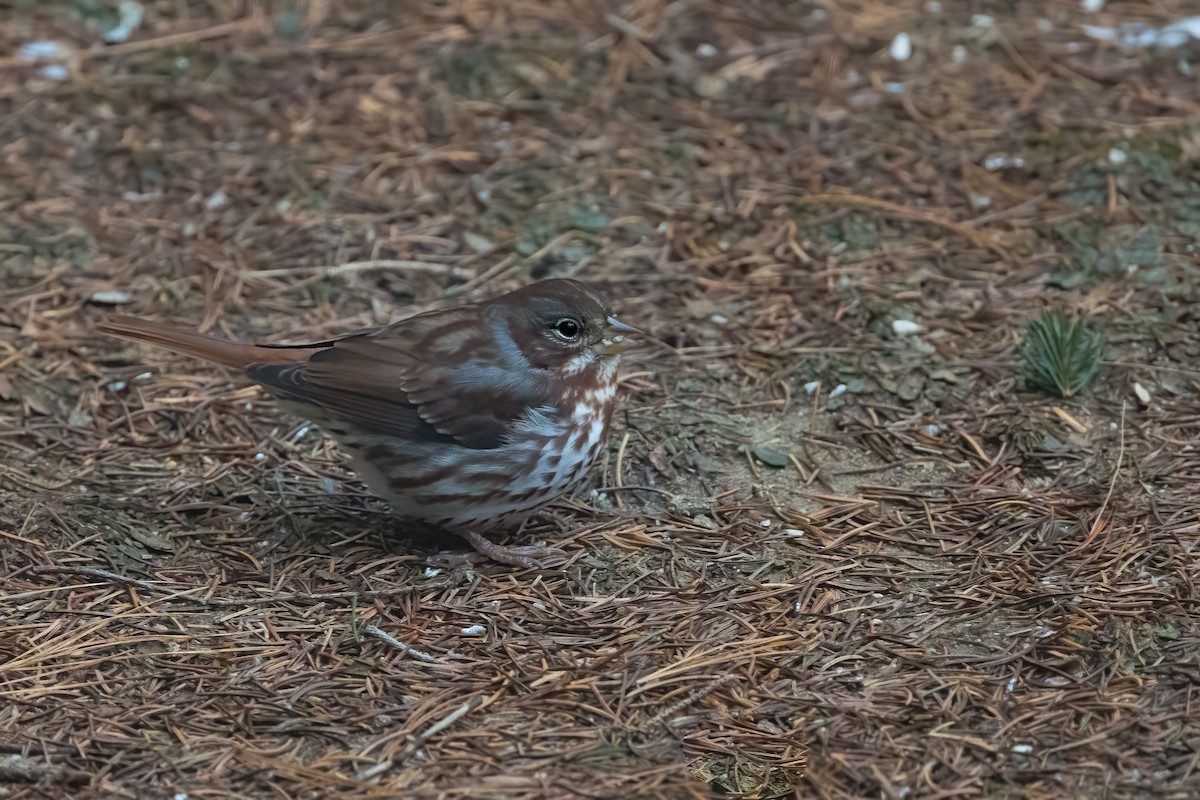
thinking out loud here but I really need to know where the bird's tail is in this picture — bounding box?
[96,316,311,369]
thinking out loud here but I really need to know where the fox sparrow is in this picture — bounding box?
[97,279,638,568]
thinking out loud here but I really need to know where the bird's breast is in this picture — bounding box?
[331,359,622,528]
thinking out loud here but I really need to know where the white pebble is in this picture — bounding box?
[759,519,772,528]
[1012,744,1034,754]
[804,381,820,395]
[41,64,69,80]
[892,319,923,336]
[922,424,947,436]
[205,188,228,210]
[783,528,805,537]
[710,314,729,325]
[696,43,718,57]
[1133,383,1151,404]
[104,0,145,44]
[1081,0,1105,11]
[889,33,913,62]
[1163,18,1200,44]
[423,567,442,578]
[91,290,131,304]
[18,40,72,62]
[971,15,994,28]
[828,384,848,399]
[1108,147,1127,165]
[460,624,486,636]
[254,453,266,461]
[983,154,1025,171]
[1163,29,1193,49]
[952,45,967,64]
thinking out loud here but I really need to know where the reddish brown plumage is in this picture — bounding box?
[97,280,637,567]
[96,316,321,369]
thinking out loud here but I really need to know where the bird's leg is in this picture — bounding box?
[434,529,567,569]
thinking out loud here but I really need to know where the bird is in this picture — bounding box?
[96,279,639,568]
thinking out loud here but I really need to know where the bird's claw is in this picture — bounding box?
[430,529,568,569]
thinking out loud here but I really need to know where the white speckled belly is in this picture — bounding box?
[337,360,619,529]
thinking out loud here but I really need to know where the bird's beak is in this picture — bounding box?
[596,315,641,356]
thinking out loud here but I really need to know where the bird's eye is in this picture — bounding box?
[551,318,582,340]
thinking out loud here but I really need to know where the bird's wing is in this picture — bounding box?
[246,307,552,450]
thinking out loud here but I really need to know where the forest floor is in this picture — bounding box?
[2,1,1200,798]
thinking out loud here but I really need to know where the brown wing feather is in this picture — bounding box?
[255,307,553,450]
[245,360,458,445]
[100,304,553,451]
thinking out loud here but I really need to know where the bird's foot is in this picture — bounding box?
[429,529,567,569]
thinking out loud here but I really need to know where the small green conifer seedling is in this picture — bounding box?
[1021,311,1103,398]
